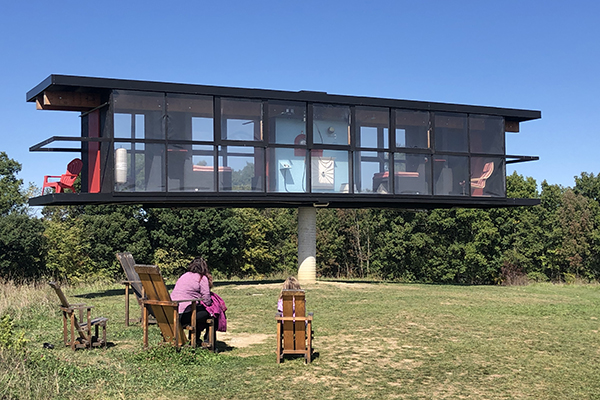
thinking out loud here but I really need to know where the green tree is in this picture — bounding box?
[0,214,46,282]
[0,153,46,282]
[146,208,245,277]
[0,152,27,216]
[556,190,596,280]
[574,172,600,203]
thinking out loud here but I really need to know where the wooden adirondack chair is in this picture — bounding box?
[41,158,83,195]
[116,252,155,326]
[275,289,314,363]
[134,264,216,351]
[48,282,108,350]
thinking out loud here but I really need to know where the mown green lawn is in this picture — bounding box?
[1,280,599,399]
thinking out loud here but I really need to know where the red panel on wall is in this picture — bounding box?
[88,110,101,193]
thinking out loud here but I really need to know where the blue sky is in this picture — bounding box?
[1,1,599,193]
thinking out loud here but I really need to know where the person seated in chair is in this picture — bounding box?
[277,276,302,315]
[171,257,215,346]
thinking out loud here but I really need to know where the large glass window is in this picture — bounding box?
[469,115,504,154]
[167,145,215,192]
[114,143,165,192]
[166,94,213,142]
[355,151,389,194]
[313,104,350,145]
[433,155,468,196]
[311,150,350,193]
[267,147,307,193]
[221,98,262,141]
[434,113,467,153]
[113,91,164,139]
[219,146,264,191]
[108,87,516,202]
[470,156,504,197]
[268,101,306,145]
[114,113,145,139]
[355,107,389,149]
[393,153,431,195]
[395,110,430,149]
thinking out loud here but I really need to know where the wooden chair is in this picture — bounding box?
[134,265,216,351]
[48,282,108,350]
[275,289,314,363]
[116,252,154,326]
[41,158,83,195]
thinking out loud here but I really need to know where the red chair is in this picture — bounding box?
[41,158,83,195]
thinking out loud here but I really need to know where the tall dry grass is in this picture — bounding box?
[0,281,55,320]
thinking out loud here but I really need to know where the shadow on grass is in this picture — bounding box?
[279,351,320,364]
[75,279,286,299]
[215,340,234,353]
[213,279,285,287]
[73,288,124,299]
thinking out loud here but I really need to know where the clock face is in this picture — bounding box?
[312,157,335,189]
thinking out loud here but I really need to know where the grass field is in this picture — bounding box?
[1,279,599,399]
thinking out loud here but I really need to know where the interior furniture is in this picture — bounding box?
[471,162,494,196]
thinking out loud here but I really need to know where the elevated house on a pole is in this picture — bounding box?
[27,75,540,282]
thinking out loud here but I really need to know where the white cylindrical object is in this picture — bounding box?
[298,207,317,284]
[115,148,128,184]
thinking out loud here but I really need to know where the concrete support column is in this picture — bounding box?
[297,207,316,284]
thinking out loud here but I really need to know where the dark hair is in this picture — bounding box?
[188,257,213,288]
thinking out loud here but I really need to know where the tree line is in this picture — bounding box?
[1,151,599,285]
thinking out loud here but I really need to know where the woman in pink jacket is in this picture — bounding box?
[171,257,214,345]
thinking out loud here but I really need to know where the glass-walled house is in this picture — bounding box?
[27,75,540,209]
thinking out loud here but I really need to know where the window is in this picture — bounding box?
[114,142,165,192]
[469,115,504,154]
[221,98,262,141]
[167,145,215,192]
[219,146,264,191]
[395,110,429,149]
[267,147,307,193]
[470,156,504,197]
[355,151,389,194]
[433,155,468,196]
[166,94,213,142]
[313,104,350,145]
[434,113,467,153]
[268,101,306,145]
[355,107,389,149]
[393,153,431,195]
[113,90,165,139]
[311,150,349,193]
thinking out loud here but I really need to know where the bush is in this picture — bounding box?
[527,271,549,283]
[0,314,27,350]
[500,261,529,286]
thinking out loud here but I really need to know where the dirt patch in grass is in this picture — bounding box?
[219,332,271,348]
[226,282,282,290]
[314,281,378,290]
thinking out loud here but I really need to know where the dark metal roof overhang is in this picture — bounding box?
[29,192,540,209]
[27,74,541,124]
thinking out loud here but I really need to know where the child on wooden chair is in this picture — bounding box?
[277,276,301,315]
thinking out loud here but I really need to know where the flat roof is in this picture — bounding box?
[27,74,541,123]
